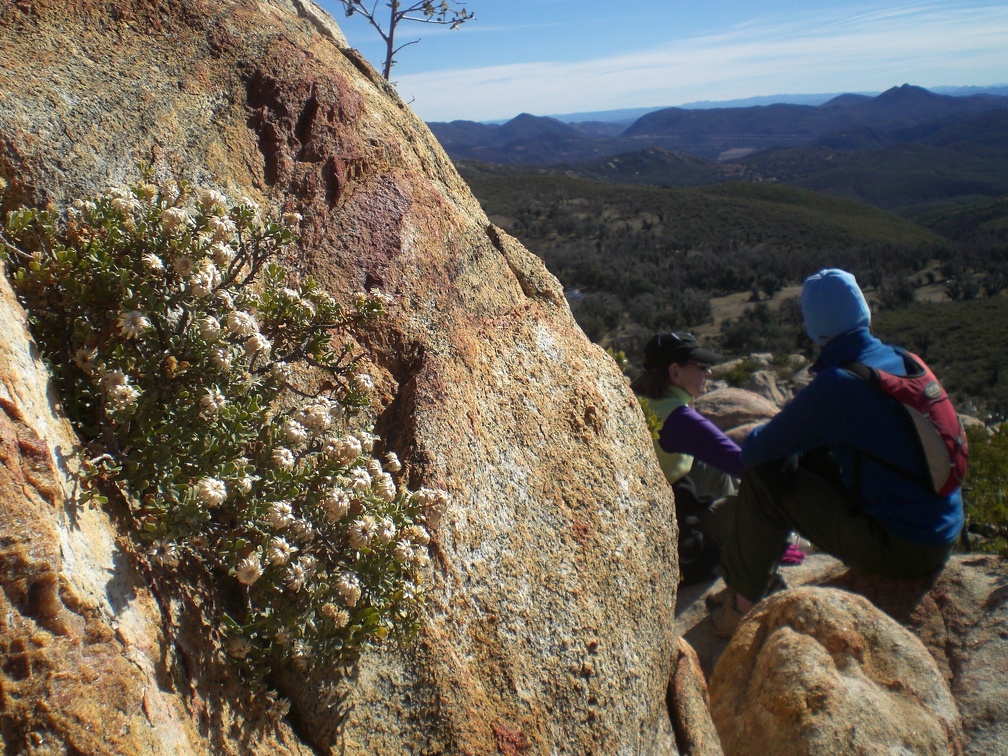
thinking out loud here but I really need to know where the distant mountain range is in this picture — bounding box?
[427,84,1008,165]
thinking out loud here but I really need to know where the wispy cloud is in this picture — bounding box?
[394,2,1008,121]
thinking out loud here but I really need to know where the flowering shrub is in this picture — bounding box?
[0,178,446,678]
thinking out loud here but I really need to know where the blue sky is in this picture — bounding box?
[316,1,1008,122]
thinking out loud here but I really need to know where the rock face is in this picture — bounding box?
[826,555,1008,754]
[693,386,780,444]
[693,387,780,432]
[0,1,679,753]
[709,586,964,755]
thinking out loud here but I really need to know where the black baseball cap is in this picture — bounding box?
[643,332,721,371]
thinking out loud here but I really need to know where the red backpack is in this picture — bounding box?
[844,349,968,496]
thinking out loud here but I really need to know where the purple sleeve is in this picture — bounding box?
[658,405,745,479]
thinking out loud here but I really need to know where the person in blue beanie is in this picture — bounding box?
[708,269,965,637]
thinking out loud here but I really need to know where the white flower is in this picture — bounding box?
[373,473,397,503]
[284,560,309,592]
[320,603,350,628]
[282,419,307,445]
[207,214,236,243]
[288,518,315,543]
[270,362,292,382]
[105,186,129,200]
[411,548,432,570]
[116,310,151,339]
[200,316,221,341]
[393,540,413,564]
[209,346,232,372]
[265,693,291,721]
[160,206,192,234]
[199,387,227,418]
[265,500,295,530]
[199,257,221,281]
[349,467,371,492]
[110,196,131,214]
[403,524,430,545]
[284,565,306,593]
[215,290,234,310]
[226,310,259,337]
[280,287,300,302]
[211,241,235,267]
[244,333,271,357]
[266,536,297,566]
[383,452,401,473]
[354,373,374,393]
[148,538,180,568]
[272,447,295,472]
[107,383,141,413]
[139,183,158,203]
[197,476,227,507]
[111,195,139,216]
[367,458,383,477]
[101,369,130,390]
[324,435,361,465]
[275,627,293,647]
[238,196,261,215]
[321,487,350,523]
[234,556,264,585]
[348,515,378,550]
[412,487,449,529]
[172,255,195,277]
[377,517,396,545]
[74,197,98,214]
[142,252,165,272]
[292,639,311,670]
[197,188,228,213]
[73,347,99,375]
[236,475,257,495]
[282,211,303,226]
[160,182,181,204]
[299,403,331,433]
[227,635,253,659]
[190,270,216,298]
[335,571,362,607]
[356,432,376,453]
[165,306,184,329]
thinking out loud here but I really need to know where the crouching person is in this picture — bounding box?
[709,269,965,637]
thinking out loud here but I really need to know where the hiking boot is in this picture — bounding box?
[709,588,747,639]
[704,573,788,612]
[703,584,732,613]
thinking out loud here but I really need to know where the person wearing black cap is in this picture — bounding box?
[631,331,745,583]
[708,269,965,637]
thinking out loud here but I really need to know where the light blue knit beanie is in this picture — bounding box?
[801,269,871,346]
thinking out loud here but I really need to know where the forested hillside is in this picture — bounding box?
[457,163,1008,421]
[439,85,1008,422]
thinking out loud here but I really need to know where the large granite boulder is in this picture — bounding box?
[677,553,1008,754]
[693,386,780,444]
[0,1,679,753]
[709,586,964,754]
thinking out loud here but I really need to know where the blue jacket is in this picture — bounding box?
[741,327,964,546]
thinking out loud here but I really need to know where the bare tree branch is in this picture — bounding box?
[338,0,474,79]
